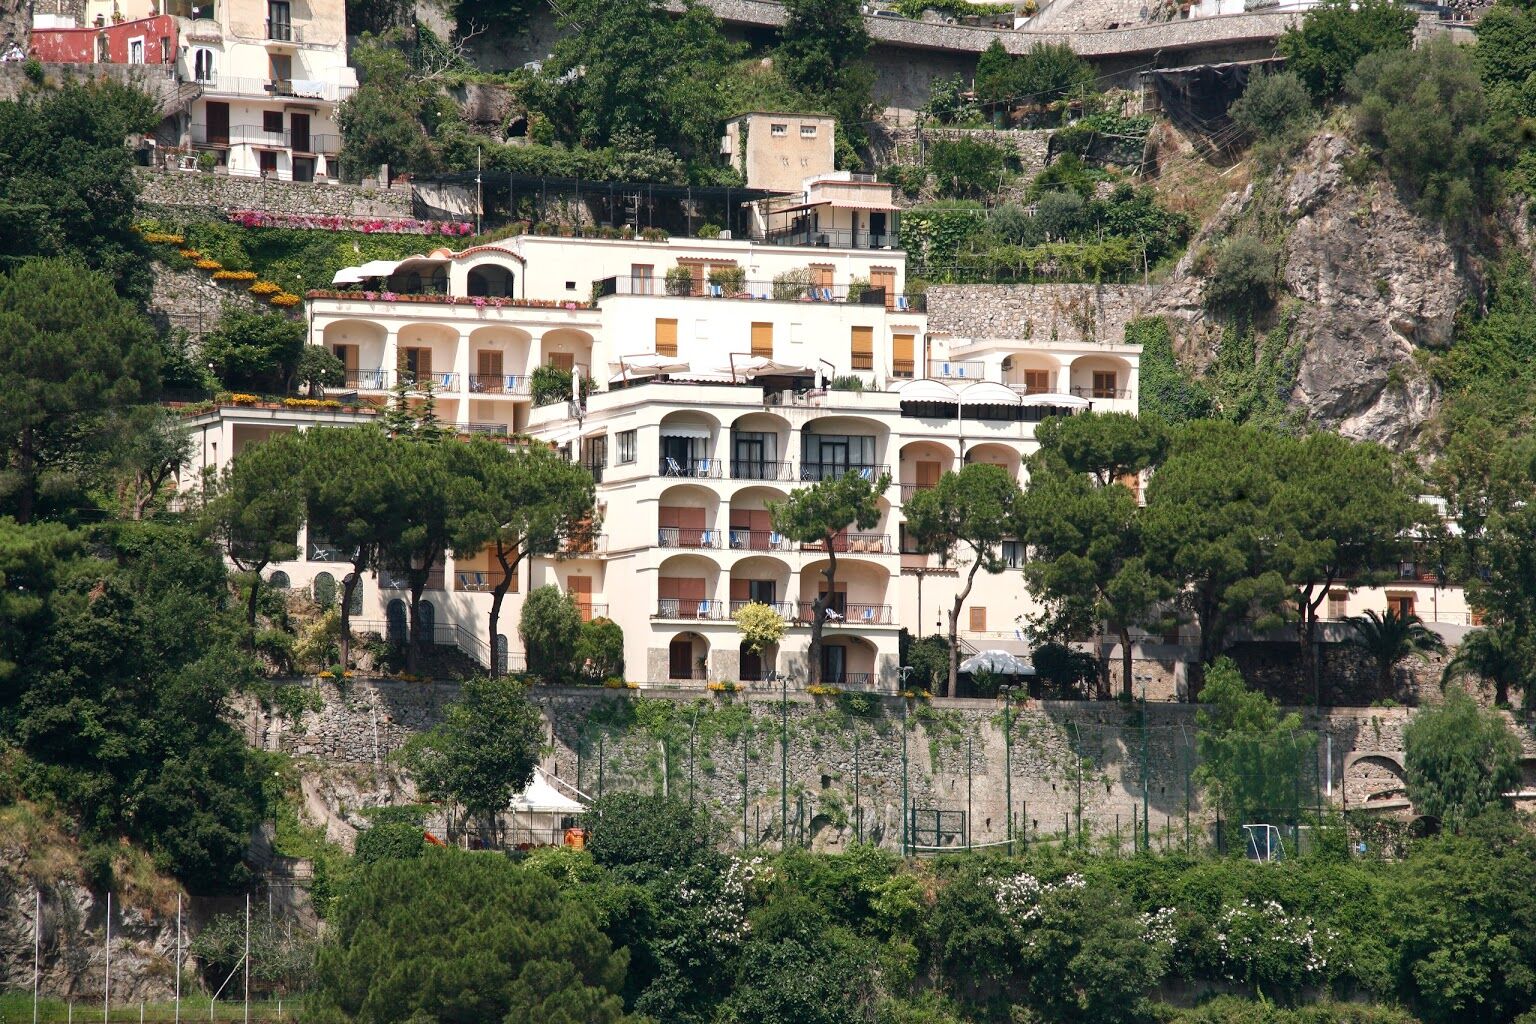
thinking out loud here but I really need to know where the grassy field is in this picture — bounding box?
[0,993,302,1024]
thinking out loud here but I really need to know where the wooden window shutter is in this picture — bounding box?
[969,606,987,632]
[751,322,773,357]
[892,333,914,377]
[655,318,679,357]
[850,326,874,370]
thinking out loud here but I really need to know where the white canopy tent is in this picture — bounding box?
[507,767,588,848]
[609,355,691,384]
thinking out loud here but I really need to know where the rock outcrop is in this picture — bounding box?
[1157,133,1470,450]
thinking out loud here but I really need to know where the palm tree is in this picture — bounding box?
[1442,625,1526,708]
[1347,609,1447,701]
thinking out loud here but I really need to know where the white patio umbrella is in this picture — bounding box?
[608,355,690,383]
[716,355,817,381]
[959,649,1036,675]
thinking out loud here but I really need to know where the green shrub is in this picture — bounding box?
[664,264,694,295]
[354,821,426,864]
[1349,39,1494,233]
[928,137,1012,198]
[573,616,624,682]
[519,584,582,682]
[1277,0,1415,101]
[1204,235,1282,319]
[1229,69,1314,144]
[772,266,814,301]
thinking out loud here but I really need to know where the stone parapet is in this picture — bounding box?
[134,167,413,218]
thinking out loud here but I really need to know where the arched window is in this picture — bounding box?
[192,47,215,82]
[386,599,407,643]
[312,571,336,609]
[495,634,509,676]
[426,266,447,295]
[268,570,290,590]
[344,573,363,615]
[467,265,515,298]
[419,599,436,639]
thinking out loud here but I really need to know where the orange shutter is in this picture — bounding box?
[751,322,773,357]
[850,326,873,370]
[655,318,678,357]
[871,268,896,309]
[969,606,987,631]
[892,333,914,378]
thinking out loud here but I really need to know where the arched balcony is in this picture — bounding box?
[467,325,533,395]
[321,319,388,389]
[799,414,889,483]
[539,327,595,381]
[729,411,794,482]
[796,559,892,626]
[963,441,1023,481]
[655,553,723,620]
[1002,353,1064,395]
[658,410,722,478]
[1069,354,1134,402]
[898,439,957,504]
[665,631,710,682]
[728,485,792,553]
[820,635,879,687]
[658,483,721,550]
[395,322,461,391]
[467,263,516,298]
[728,555,795,620]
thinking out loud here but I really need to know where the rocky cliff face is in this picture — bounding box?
[1159,133,1472,450]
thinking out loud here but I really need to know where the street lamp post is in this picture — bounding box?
[1000,684,1015,854]
[1136,673,1152,852]
[780,670,789,850]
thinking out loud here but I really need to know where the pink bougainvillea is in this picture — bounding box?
[226,210,474,236]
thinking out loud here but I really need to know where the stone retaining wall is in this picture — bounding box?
[134,167,413,218]
[234,682,1535,853]
[926,282,1160,341]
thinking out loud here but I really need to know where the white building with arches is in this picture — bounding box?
[187,228,1150,687]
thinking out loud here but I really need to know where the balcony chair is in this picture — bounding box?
[699,529,715,546]
[819,288,833,302]
[730,529,747,549]
[695,458,713,476]
[696,599,714,618]
[895,295,910,311]
[857,467,874,482]
[770,531,785,548]
[860,606,877,623]
[666,456,684,475]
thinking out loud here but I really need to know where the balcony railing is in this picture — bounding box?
[467,422,509,436]
[928,360,987,381]
[658,527,722,549]
[730,459,795,481]
[265,18,300,40]
[798,602,893,625]
[197,74,353,101]
[598,275,877,303]
[660,457,724,478]
[823,672,874,687]
[577,603,609,623]
[379,566,447,591]
[798,463,889,483]
[726,529,794,551]
[760,227,896,252]
[899,482,935,502]
[1072,386,1134,400]
[669,667,710,681]
[729,600,798,618]
[455,570,510,592]
[654,599,728,620]
[469,374,531,395]
[803,533,892,555]
[340,369,463,391]
[306,537,355,562]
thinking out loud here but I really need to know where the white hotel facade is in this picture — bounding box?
[187,176,1150,687]
[184,167,1474,687]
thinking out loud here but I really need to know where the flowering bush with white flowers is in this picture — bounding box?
[1141,906,1179,949]
[1210,898,1346,991]
[676,855,773,947]
[993,871,1085,924]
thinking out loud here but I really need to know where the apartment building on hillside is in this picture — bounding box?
[178,207,1157,686]
[178,213,1478,686]
[30,0,355,180]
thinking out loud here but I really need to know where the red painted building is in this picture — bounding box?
[29,14,177,65]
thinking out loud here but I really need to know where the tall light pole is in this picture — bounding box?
[1136,673,1152,852]
[1000,684,1015,854]
[780,671,788,849]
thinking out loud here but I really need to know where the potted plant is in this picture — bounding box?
[664,265,694,296]
[708,266,746,296]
